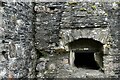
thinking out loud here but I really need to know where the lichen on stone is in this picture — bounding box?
[80,8,87,11]
[116,2,120,6]
[87,11,92,14]
[104,13,108,16]
[91,5,97,10]
[68,2,78,6]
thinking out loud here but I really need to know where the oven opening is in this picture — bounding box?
[74,51,100,70]
[69,38,104,71]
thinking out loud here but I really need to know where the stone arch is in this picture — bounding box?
[68,38,104,71]
[59,28,110,49]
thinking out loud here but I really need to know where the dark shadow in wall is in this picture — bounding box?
[74,51,100,70]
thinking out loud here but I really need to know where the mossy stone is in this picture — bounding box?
[80,8,87,11]
[91,5,97,10]
[68,2,78,5]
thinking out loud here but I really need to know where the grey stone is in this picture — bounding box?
[0,2,119,79]
[0,54,6,61]
[48,63,56,70]
[36,62,46,71]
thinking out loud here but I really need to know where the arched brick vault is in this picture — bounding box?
[59,27,110,50]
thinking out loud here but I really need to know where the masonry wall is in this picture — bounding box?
[0,1,120,79]
[109,3,120,77]
[34,2,62,50]
[34,2,120,78]
[0,2,37,78]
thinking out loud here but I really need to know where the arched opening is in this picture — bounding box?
[69,38,103,70]
[74,51,100,69]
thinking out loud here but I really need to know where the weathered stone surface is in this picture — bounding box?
[48,63,56,70]
[36,62,46,71]
[1,2,37,79]
[34,2,120,78]
[0,54,6,61]
[60,28,110,47]
[0,1,120,79]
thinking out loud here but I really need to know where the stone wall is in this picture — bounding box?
[0,1,120,79]
[108,2,120,77]
[34,2,120,78]
[0,2,37,79]
[34,2,62,50]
